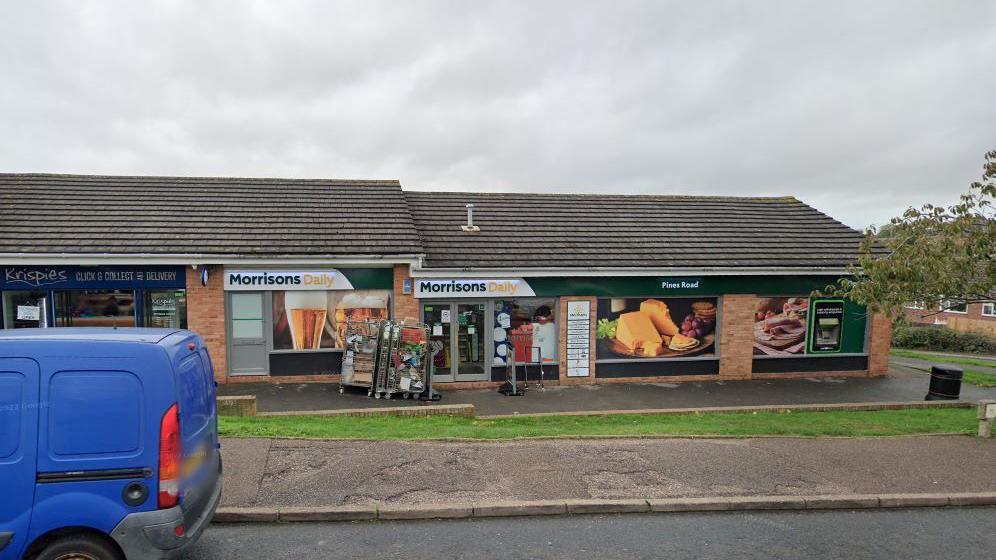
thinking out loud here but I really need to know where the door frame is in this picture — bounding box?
[226,290,270,376]
[422,300,492,383]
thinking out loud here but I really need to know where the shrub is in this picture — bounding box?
[892,324,996,354]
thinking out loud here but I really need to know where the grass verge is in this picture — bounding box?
[890,349,996,387]
[219,407,976,441]
[890,349,996,368]
[962,371,996,388]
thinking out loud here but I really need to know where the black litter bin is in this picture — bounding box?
[925,364,964,400]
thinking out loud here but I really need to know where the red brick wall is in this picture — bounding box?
[867,312,892,377]
[393,264,419,323]
[718,294,756,379]
[186,264,227,382]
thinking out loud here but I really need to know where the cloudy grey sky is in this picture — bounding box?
[1,1,993,229]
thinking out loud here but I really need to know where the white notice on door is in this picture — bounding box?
[440,309,451,323]
[16,305,40,321]
[565,301,591,377]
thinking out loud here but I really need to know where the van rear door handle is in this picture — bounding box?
[37,467,153,483]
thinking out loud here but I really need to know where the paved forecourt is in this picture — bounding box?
[219,435,996,509]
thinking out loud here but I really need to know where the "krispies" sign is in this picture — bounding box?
[1,265,185,289]
[412,278,536,298]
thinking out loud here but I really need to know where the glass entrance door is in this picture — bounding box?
[423,303,453,383]
[144,290,188,329]
[422,301,490,382]
[456,303,485,377]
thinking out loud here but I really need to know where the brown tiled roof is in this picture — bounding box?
[0,174,422,256]
[0,174,867,270]
[406,191,866,270]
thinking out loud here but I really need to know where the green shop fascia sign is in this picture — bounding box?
[522,275,846,298]
[338,268,394,290]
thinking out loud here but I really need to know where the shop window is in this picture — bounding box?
[753,297,809,357]
[55,290,136,328]
[144,290,188,329]
[271,290,390,351]
[493,298,558,365]
[595,297,718,361]
[982,303,995,318]
[2,291,48,328]
[230,293,264,338]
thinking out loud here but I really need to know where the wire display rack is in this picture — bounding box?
[339,318,383,396]
[373,321,430,400]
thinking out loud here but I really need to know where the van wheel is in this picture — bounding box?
[34,534,122,560]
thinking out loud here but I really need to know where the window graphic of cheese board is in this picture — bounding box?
[596,298,717,359]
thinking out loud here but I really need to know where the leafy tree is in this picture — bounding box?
[827,150,995,318]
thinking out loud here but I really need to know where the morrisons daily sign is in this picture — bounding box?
[413,278,536,298]
[223,270,355,291]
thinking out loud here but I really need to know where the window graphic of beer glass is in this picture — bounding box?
[285,291,328,350]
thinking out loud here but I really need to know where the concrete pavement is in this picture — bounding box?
[219,362,996,416]
[184,507,996,559]
[219,435,996,509]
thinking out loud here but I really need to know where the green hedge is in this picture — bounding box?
[892,324,996,354]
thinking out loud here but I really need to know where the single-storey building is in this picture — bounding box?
[0,173,892,386]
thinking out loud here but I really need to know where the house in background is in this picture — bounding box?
[904,300,996,337]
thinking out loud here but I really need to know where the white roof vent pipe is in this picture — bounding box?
[461,203,481,232]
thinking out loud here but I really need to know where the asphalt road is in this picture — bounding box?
[181,507,996,559]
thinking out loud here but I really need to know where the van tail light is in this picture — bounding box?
[158,403,181,509]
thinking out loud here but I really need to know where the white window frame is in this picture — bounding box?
[940,299,967,314]
[982,303,996,318]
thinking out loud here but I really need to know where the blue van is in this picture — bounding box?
[0,329,221,560]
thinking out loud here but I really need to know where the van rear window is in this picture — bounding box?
[176,355,210,438]
[0,373,24,458]
[49,371,143,456]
